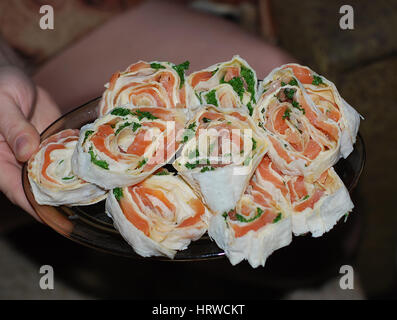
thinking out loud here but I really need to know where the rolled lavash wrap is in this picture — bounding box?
[173,105,267,215]
[187,55,257,115]
[28,129,107,206]
[279,64,360,158]
[208,155,292,268]
[253,65,349,181]
[286,167,353,237]
[105,170,212,258]
[99,60,199,116]
[72,105,187,189]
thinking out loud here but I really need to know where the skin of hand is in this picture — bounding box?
[0,66,61,221]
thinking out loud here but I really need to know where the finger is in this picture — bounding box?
[0,143,42,222]
[0,67,40,162]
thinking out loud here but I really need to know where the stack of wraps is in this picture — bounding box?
[28,57,361,267]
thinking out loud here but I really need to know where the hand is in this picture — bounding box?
[0,66,61,221]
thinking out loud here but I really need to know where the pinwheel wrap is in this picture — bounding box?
[28,129,107,206]
[188,55,257,115]
[208,155,292,268]
[286,167,353,237]
[173,106,267,215]
[106,171,212,258]
[99,60,198,116]
[254,64,360,180]
[72,106,186,189]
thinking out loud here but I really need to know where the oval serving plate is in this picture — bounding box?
[22,97,365,261]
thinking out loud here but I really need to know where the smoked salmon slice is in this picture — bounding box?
[28,129,107,206]
[106,172,212,259]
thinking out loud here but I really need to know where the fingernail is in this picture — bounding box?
[15,134,31,161]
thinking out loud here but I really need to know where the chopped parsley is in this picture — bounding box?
[236,207,264,223]
[83,130,94,144]
[202,117,211,123]
[284,88,296,100]
[251,138,257,150]
[221,76,245,101]
[292,101,305,114]
[302,194,310,201]
[200,166,215,173]
[155,170,170,176]
[273,212,282,223]
[241,65,256,103]
[282,108,291,120]
[131,109,158,121]
[185,162,198,170]
[172,61,190,88]
[288,78,298,86]
[205,89,218,107]
[188,122,197,131]
[113,187,123,201]
[247,101,253,116]
[195,92,203,104]
[137,158,147,169]
[110,108,132,117]
[62,176,74,180]
[312,75,324,85]
[132,122,142,132]
[150,62,165,69]
[88,148,109,170]
[115,122,131,135]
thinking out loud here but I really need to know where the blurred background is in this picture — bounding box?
[0,0,396,299]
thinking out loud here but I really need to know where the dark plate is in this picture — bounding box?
[22,97,365,262]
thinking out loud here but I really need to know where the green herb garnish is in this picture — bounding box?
[284,88,296,100]
[205,89,218,107]
[252,138,257,150]
[83,130,94,144]
[282,108,291,120]
[195,92,203,104]
[185,162,198,170]
[288,78,298,86]
[113,187,123,201]
[150,62,165,69]
[172,61,190,88]
[236,207,264,223]
[62,176,74,180]
[302,194,310,201]
[155,170,170,176]
[273,212,282,223]
[89,148,109,170]
[202,117,211,123]
[115,122,131,135]
[241,65,256,103]
[137,158,147,169]
[292,101,305,114]
[211,68,219,76]
[131,109,158,121]
[312,75,324,85]
[200,166,215,173]
[111,108,132,117]
[221,76,245,101]
[247,101,253,116]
